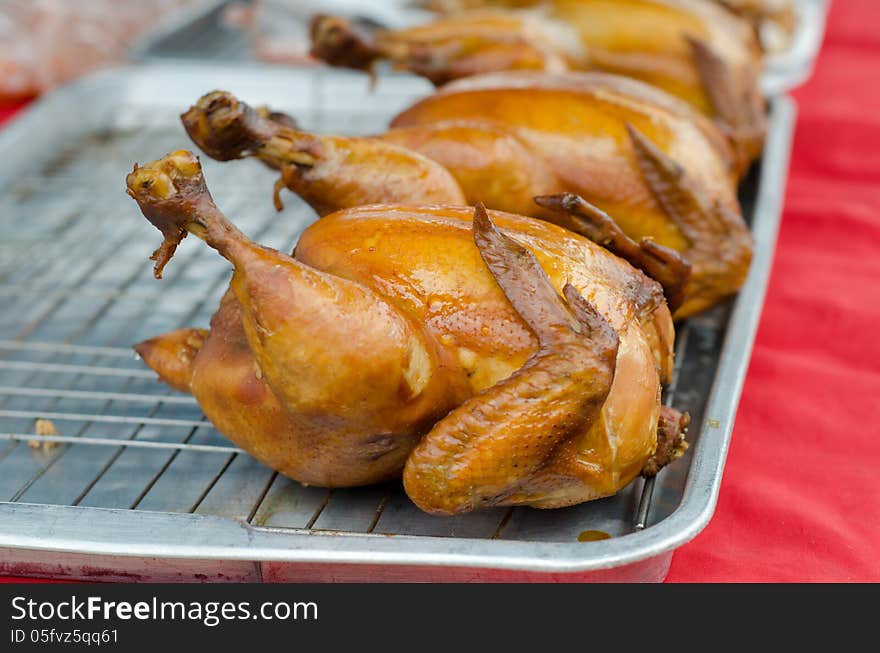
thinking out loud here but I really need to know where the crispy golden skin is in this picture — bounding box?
[311,0,766,163]
[182,75,752,317]
[126,151,685,512]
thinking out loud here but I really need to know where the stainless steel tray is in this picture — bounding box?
[0,64,794,582]
[131,0,828,95]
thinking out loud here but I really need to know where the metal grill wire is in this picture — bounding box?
[0,86,714,543]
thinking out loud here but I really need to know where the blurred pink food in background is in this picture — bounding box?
[0,0,199,102]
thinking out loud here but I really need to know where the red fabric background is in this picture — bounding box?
[1,0,877,583]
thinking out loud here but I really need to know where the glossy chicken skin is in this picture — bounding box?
[311,0,766,163]
[126,151,686,513]
[182,75,752,317]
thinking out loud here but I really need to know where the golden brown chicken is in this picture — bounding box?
[181,73,752,318]
[126,150,688,514]
[718,0,797,53]
[310,0,766,162]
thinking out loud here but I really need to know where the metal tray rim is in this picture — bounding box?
[0,64,795,575]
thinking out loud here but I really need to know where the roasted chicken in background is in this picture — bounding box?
[310,0,767,163]
[181,73,752,317]
[717,0,797,53]
[125,151,688,514]
[423,0,797,52]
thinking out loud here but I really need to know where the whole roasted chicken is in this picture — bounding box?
[310,0,766,162]
[181,72,752,317]
[126,151,688,514]
[718,0,797,53]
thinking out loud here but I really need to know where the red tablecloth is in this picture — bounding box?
[1,0,878,583]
